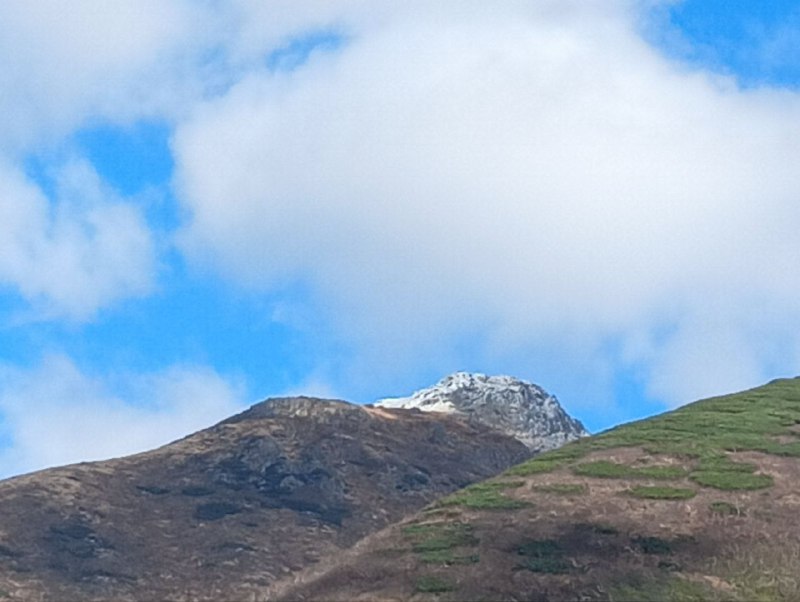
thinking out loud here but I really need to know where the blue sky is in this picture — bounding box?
[1,0,800,477]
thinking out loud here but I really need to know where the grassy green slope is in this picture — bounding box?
[274,378,800,602]
[508,376,800,487]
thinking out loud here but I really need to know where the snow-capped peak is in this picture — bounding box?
[376,372,587,452]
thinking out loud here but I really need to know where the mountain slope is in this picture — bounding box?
[274,378,800,602]
[377,372,588,451]
[0,397,530,602]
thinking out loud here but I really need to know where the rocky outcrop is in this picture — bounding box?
[376,372,588,451]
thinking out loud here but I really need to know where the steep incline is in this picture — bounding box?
[0,397,529,602]
[377,372,588,451]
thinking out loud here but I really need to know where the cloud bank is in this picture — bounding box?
[0,0,226,320]
[0,159,156,319]
[0,0,205,150]
[173,1,800,405]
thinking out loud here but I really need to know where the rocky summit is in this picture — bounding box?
[0,396,530,602]
[376,372,588,451]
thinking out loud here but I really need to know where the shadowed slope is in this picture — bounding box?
[0,397,530,601]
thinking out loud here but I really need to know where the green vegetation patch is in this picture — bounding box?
[415,575,454,593]
[591,379,800,463]
[516,539,573,574]
[421,507,462,518]
[572,460,688,480]
[572,460,632,478]
[418,549,479,565]
[533,444,591,462]
[761,439,800,457]
[505,458,569,476]
[696,455,757,473]
[403,521,478,565]
[404,522,478,550]
[635,465,689,479]
[709,501,744,516]
[438,481,530,510]
[686,454,773,489]
[690,470,773,490]
[628,486,696,500]
[533,483,587,495]
[504,444,590,476]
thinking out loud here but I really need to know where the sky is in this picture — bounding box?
[1,0,799,478]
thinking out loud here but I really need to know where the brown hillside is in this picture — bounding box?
[0,397,530,601]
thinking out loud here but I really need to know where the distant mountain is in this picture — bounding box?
[377,372,588,451]
[0,396,530,601]
[273,378,800,602]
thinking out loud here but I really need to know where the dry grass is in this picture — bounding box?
[709,536,800,601]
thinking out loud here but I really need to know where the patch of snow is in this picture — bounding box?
[375,372,587,452]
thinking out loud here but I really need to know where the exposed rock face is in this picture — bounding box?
[0,396,530,601]
[377,372,588,451]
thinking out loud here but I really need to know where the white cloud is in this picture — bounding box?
[0,1,797,414]
[640,310,764,407]
[0,1,218,319]
[0,159,156,320]
[172,2,800,405]
[0,1,200,149]
[0,355,247,478]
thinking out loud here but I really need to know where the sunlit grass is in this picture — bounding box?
[627,485,696,500]
[572,460,687,480]
[502,377,800,492]
[437,481,530,510]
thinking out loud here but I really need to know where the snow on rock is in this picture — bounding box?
[376,372,588,452]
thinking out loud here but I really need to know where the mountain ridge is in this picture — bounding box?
[0,392,535,601]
